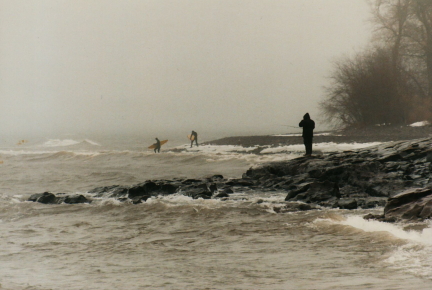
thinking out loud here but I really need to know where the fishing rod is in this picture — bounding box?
[279,125,300,129]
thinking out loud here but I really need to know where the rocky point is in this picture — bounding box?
[27,137,432,221]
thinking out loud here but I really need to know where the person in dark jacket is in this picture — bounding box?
[154,138,161,153]
[299,113,315,156]
[190,131,198,148]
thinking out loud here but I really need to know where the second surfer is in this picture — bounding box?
[190,131,198,148]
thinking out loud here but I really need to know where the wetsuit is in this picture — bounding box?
[190,131,198,148]
[154,138,161,153]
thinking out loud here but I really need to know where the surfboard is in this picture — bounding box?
[187,134,195,141]
[148,140,168,149]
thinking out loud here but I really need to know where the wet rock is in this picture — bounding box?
[131,195,151,204]
[28,192,90,204]
[128,181,158,198]
[363,213,397,223]
[288,180,340,204]
[89,185,129,198]
[28,192,56,204]
[361,197,388,208]
[61,194,90,204]
[209,174,224,180]
[221,187,234,194]
[284,182,313,200]
[226,179,255,187]
[214,192,230,198]
[127,181,180,199]
[384,188,432,221]
[179,183,213,199]
[337,198,358,210]
[273,202,318,213]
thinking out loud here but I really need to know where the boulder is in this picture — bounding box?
[287,180,340,204]
[28,192,90,204]
[179,183,213,199]
[61,194,90,204]
[384,187,432,220]
[88,185,129,198]
[337,198,358,210]
[28,192,57,204]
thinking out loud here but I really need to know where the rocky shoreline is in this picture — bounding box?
[28,128,432,222]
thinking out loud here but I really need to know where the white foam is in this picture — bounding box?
[335,216,432,279]
[42,139,80,147]
[409,120,430,127]
[41,139,101,147]
[261,142,381,154]
[179,144,259,154]
[0,149,54,156]
[340,216,432,245]
[273,132,341,137]
[84,139,101,146]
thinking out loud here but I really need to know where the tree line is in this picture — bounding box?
[321,0,432,128]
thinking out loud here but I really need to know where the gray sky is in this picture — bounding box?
[0,0,371,138]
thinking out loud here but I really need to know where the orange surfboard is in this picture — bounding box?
[187,134,195,141]
[148,140,168,149]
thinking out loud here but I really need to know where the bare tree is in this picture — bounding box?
[321,48,412,127]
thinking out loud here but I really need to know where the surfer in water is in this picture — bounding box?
[190,131,198,148]
[154,138,161,153]
[299,113,315,156]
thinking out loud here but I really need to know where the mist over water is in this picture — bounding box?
[1,1,431,288]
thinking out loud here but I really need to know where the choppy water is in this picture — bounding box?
[0,136,431,289]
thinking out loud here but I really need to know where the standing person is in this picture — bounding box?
[190,130,198,148]
[154,138,161,153]
[299,113,315,156]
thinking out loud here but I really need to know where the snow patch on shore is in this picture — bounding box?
[409,120,430,127]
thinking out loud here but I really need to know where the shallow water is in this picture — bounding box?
[0,136,430,289]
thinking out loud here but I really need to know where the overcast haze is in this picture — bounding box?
[0,0,371,139]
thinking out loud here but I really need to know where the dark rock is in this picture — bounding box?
[221,187,234,194]
[209,183,218,193]
[363,213,397,223]
[214,192,230,198]
[28,192,90,204]
[427,151,432,162]
[337,199,358,210]
[130,195,151,204]
[273,202,318,213]
[159,183,180,195]
[89,185,129,198]
[284,182,312,200]
[384,188,432,220]
[362,197,387,208]
[128,181,158,198]
[62,194,90,204]
[288,180,340,204]
[226,179,255,186]
[28,192,56,204]
[179,183,212,199]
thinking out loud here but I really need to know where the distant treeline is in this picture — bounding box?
[321,0,432,128]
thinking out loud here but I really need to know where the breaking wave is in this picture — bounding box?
[42,139,101,147]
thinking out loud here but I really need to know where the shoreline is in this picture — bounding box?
[203,125,432,147]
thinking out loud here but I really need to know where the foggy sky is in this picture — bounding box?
[0,0,371,138]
